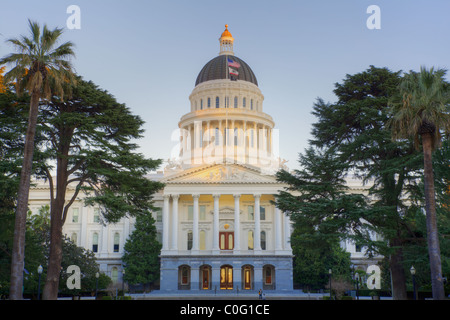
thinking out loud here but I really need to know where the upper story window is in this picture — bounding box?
[251,99,253,110]
[93,208,100,223]
[92,233,99,253]
[243,97,246,108]
[200,99,203,110]
[114,233,120,252]
[216,96,220,108]
[208,97,211,108]
[72,208,79,223]
[234,96,238,108]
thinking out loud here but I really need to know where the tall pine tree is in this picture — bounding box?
[122,213,161,291]
[278,66,426,299]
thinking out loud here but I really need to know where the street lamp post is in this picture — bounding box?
[122,269,125,297]
[328,269,332,300]
[410,266,417,300]
[37,265,43,300]
[95,272,99,300]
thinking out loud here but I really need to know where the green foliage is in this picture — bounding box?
[122,212,161,286]
[25,205,111,296]
[276,147,356,289]
[37,78,164,223]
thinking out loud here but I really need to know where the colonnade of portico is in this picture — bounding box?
[160,192,292,255]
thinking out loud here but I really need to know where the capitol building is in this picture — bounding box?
[28,25,381,294]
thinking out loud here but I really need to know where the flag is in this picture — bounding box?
[228,58,241,69]
[229,67,239,76]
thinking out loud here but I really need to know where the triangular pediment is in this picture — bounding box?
[162,163,280,184]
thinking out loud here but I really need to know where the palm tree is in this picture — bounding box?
[389,66,450,300]
[0,19,75,300]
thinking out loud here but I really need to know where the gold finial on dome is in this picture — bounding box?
[221,24,233,39]
[219,24,234,56]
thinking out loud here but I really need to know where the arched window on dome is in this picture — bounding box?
[216,96,220,108]
[234,96,238,108]
[200,99,203,110]
[208,97,211,108]
[243,97,246,108]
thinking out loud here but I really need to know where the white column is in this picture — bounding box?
[254,194,261,252]
[162,194,170,252]
[80,207,87,248]
[233,194,241,253]
[101,223,108,256]
[213,194,220,253]
[171,194,179,251]
[124,216,130,247]
[275,207,282,251]
[192,194,200,253]
[284,212,292,251]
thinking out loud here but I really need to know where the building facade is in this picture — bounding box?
[158,25,294,292]
[27,25,382,293]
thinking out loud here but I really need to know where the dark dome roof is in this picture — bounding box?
[195,55,258,87]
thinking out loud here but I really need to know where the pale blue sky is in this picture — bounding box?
[1,1,449,170]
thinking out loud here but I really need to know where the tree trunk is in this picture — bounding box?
[42,206,64,300]
[42,133,72,300]
[9,91,40,300]
[389,239,407,300]
[421,132,445,300]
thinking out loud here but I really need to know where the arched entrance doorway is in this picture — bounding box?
[200,265,211,290]
[242,265,254,290]
[220,265,233,290]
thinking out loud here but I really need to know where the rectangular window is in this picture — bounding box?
[72,208,79,223]
[200,205,206,220]
[187,232,193,250]
[260,206,266,220]
[93,208,100,223]
[248,205,254,220]
[188,205,193,220]
[155,208,163,222]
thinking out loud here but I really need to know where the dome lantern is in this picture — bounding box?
[219,24,234,56]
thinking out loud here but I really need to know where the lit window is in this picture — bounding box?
[248,230,254,250]
[200,230,206,250]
